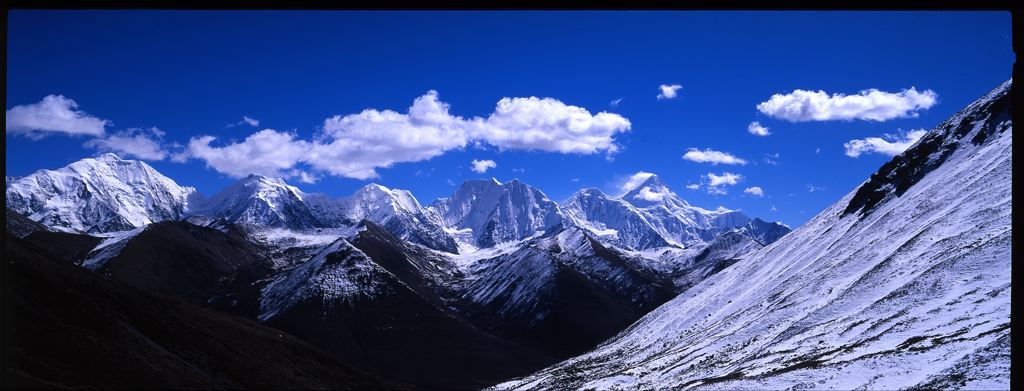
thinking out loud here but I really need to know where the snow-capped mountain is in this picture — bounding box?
[254,224,557,389]
[450,225,677,359]
[428,178,563,251]
[303,183,460,253]
[192,174,323,230]
[5,153,200,233]
[559,174,787,251]
[8,154,787,257]
[493,79,1012,390]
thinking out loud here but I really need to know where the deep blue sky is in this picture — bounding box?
[6,10,1014,229]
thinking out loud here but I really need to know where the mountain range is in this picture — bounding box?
[5,78,1010,389]
[6,148,788,388]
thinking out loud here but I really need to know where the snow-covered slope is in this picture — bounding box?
[6,153,200,233]
[559,175,788,250]
[429,179,563,251]
[494,79,1012,390]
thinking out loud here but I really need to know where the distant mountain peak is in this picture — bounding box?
[620,173,688,208]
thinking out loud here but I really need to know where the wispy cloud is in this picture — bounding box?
[747,121,771,136]
[6,95,110,138]
[610,97,623,107]
[84,127,170,161]
[756,87,937,122]
[183,90,631,181]
[618,171,657,195]
[844,129,927,157]
[228,116,260,128]
[470,159,497,173]
[807,184,826,192]
[657,84,682,100]
[682,148,748,165]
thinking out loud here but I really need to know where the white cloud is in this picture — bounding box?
[686,184,700,190]
[186,129,314,179]
[481,95,631,155]
[707,172,742,186]
[185,91,631,181]
[844,129,928,157]
[471,159,497,173]
[636,187,669,202]
[657,84,682,100]
[702,172,743,195]
[84,127,169,161]
[748,121,771,136]
[756,87,938,122]
[618,171,656,194]
[682,148,748,165]
[6,95,110,138]
[610,97,623,107]
[808,184,826,192]
[763,152,780,165]
[744,187,765,197]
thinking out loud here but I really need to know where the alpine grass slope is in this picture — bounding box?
[493,78,1012,390]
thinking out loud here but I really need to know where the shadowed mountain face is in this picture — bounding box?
[82,220,276,307]
[255,230,557,390]
[3,234,406,390]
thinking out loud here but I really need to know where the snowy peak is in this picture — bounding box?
[429,178,563,249]
[199,174,321,229]
[621,173,682,208]
[5,153,198,233]
[560,178,779,250]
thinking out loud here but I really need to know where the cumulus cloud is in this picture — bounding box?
[701,172,743,195]
[185,90,631,181]
[744,187,765,197]
[682,148,748,165]
[657,84,682,100]
[471,159,497,173]
[756,87,938,122]
[748,121,771,136]
[6,95,110,138]
[187,129,313,179]
[84,127,170,161]
[844,129,928,157]
[707,172,742,186]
